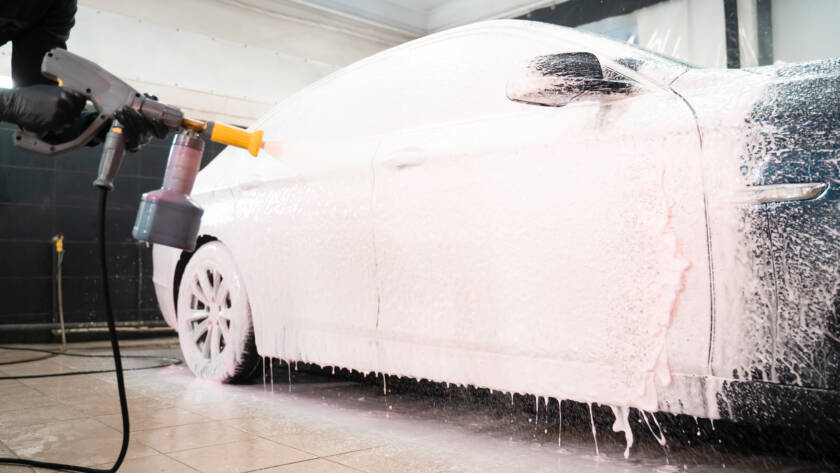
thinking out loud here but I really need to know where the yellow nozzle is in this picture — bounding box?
[54,234,64,253]
[208,122,264,157]
[180,117,264,156]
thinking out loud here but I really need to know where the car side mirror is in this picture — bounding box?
[507,52,636,107]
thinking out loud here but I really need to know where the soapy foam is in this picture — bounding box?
[588,403,600,458]
[260,141,283,161]
[203,66,696,422]
[610,405,635,459]
[558,399,563,448]
[182,21,840,450]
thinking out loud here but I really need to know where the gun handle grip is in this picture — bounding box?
[13,114,110,157]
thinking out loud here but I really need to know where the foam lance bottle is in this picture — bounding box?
[132,131,205,251]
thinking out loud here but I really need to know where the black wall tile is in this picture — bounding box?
[0,167,54,205]
[55,171,139,212]
[55,207,136,242]
[0,203,53,239]
[53,145,101,173]
[107,209,140,243]
[58,242,139,278]
[60,276,141,321]
[54,171,99,208]
[0,312,52,326]
[140,244,154,277]
[1,131,224,331]
[140,273,159,309]
[109,176,142,211]
[0,130,55,170]
[109,244,141,277]
[137,142,170,178]
[0,278,52,316]
[0,242,52,278]
[137,177,162,198]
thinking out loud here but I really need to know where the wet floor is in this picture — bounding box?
[0,338,836,472]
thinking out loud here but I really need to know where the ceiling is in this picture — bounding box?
[385,0,453,13]
[290,0,563,35]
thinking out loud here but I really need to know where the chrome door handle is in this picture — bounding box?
[733,182,828,204]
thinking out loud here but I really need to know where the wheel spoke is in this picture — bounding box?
[192,319,209,343]
[192,279,211,306]
[197,270,215,304]
[216,280,230,308]
[218,320,231,344]
[186,310,209,323]
[213,270,223,300]
[210,323,222,357]
[202,326,212,357]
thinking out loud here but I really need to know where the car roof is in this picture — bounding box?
[251,19,686,131]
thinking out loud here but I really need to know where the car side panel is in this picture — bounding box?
[372,90,708,411]
[152,244,180,329]
[675,62,840,392]
[226,136,381,373]
[748,61,840,389]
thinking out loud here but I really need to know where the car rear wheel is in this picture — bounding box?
[176,241,259,383]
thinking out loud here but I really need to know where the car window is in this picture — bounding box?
[394,26,674,130]
[397,28,578,129]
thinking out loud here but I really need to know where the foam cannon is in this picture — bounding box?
[12,48,264,252]
[133,118,263,251]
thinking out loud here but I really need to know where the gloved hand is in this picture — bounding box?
[113,94,170,152]
[0,85,85,134]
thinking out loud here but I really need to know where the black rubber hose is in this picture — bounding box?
[0,346,182,379]
[0,351,56,365]
[0,188,130,473]
[0,362,179,380]
[0,344,179,359]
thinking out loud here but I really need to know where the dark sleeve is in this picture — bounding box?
[11,0,78,87]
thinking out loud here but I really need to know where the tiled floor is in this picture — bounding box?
[0,339,833,473]
[0,338,500,473]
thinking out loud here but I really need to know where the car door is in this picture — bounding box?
[371,31,711,408]
[228,55,405,370]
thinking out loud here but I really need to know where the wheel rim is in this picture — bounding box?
[183,264,233,362]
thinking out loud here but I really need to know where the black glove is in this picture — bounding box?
[0,85,85,134]
[113,94,170,152]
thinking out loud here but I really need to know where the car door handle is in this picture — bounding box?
[733,182,828,204]
[382,148,426,170]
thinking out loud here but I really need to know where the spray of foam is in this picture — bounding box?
[261,141,283,160]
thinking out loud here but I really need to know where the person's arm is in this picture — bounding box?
[0,0,82,134]
[3,0,165,148]
[11,0,77,87]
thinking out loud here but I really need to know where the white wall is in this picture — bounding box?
[0,0,403,125]
[426,0,563,31]
[771,0,840,64]
[295,0,565,34]
[579,0,727,68]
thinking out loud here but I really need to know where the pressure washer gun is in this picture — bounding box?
[13,48,264,252]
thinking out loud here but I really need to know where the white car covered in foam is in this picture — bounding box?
[152,20,840,428]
